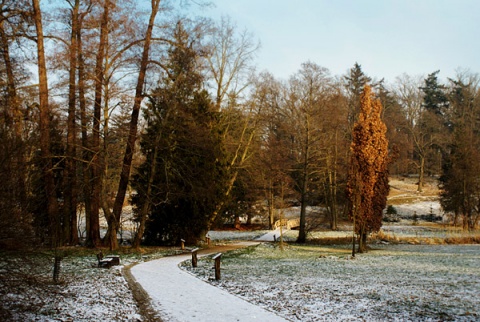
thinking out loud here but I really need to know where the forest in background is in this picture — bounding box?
[1,0,479,251]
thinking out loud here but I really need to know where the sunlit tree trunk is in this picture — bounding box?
[63,0,80,245]
[267,180,275,230]
[132,139,158,249]
[32,0,60,246]
[111,0,161,250]
[77,11,91,244]
[0,17,28,213]
[88,0,109,247]
[418,154,425,192]
[297,115,310,243]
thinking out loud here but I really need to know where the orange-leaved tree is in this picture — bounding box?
[347,84,390,254]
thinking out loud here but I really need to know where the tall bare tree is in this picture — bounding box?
[110,0,161,250]
[206,16,259,110]
[62,0,81,245]
[286,62,332,243]
[31,0,60,246]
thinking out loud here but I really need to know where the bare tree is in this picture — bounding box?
[286,62,332,243]
[110,0,162,250]
[31,0,61,246]
[206,16,259,110]
[393,74,428,190]
[62,0,81,245]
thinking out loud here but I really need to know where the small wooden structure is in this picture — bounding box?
[191,248,199,267]
[212,253,222,280]
[180,239,185,250]
[97,252,120,268]
[205,236,211,247]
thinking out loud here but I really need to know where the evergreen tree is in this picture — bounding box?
[132,22,227,245]
[347,85,390,254]
[416,71,449,187]
[344,62,372,131]
[439,77,480,230]
[421,70,449,115]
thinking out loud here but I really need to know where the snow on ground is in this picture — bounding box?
[0,252,142,321]
[207,230,269,241]
[394,200,442,218]
[2,194,478,321]
[185,243,480,321]
[131,242,288,322]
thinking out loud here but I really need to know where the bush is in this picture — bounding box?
[386,205,397,215]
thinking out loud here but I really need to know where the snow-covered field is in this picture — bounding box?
[0,250,174,321]
[2,175,479,322]
[183,243,480,321]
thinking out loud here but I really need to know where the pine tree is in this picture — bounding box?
[132,22,227,246]
[344,63,372,131]
[416,71,449,190]
[347,85,390,254]
[421,70,449,115]
[440,78,480,230]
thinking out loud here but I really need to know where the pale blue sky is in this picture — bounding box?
[199,0,480,82]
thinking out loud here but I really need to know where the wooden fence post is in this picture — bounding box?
[206,236,211,247]
[53,256,62,283]
[191,248,199,268]
[181,239,185,250]
[212,253,222,280]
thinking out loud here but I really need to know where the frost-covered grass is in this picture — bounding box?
[208,229,271,241]
[0,248,174,321]
[184,243,480,321]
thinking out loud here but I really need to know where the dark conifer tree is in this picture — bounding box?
[344,62,372,131]
[421,70,449,116]
[132,22,227,245]
[439,78,480,230]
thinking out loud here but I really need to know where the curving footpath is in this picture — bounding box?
[131,241,288,322]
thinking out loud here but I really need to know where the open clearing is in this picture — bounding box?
[2,176,479,321]
[183,243,480,321]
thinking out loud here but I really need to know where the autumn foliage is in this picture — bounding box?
[347,85,390,253]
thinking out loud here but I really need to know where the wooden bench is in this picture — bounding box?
[97,252,120,268]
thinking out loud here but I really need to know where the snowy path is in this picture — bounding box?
[255,228,285,241]
[131,242,288,322]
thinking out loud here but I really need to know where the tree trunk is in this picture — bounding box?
[0,20,21,135]
[63,0,80,245]
[417,154,425,192]
[111,0,161,250]
[246,213,252,225]
[89,0,110,247]
[132,144,158,249]
[32,0,60,247]
[268,180,274,230]
[358,229,368,253]
[330,130,339,230]
[77,15,91,245]
[297,116,310,244]
[101,70,115,247]
[0,19,27,211]
[325,153,338,231]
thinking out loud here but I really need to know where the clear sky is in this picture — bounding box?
[198,0,480,83]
